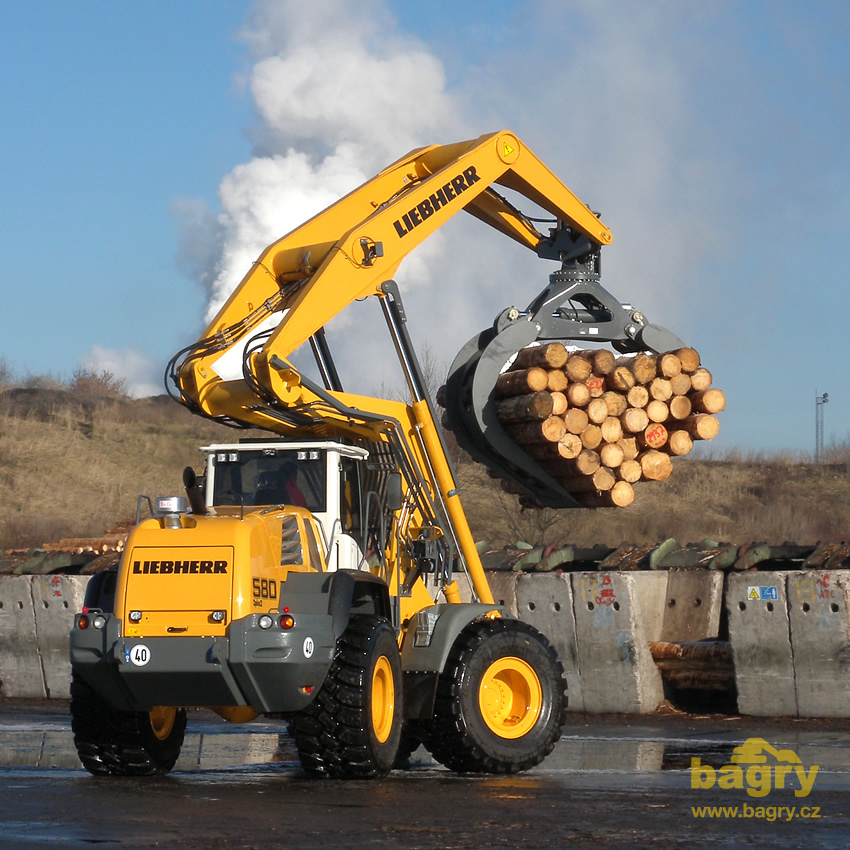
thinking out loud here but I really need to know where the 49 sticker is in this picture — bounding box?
[125,644,151,667]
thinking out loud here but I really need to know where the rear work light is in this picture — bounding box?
[129,611,143,623]
[258,615,274,630]
[210,610,227,623]
[92,615,107,630]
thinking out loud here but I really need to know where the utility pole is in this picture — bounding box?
[815,390,829,463]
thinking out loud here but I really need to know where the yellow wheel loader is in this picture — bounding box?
[70,131,685,778]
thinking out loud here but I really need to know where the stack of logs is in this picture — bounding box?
[492,344,724,507]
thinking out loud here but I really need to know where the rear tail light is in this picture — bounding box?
[77,614,89,630]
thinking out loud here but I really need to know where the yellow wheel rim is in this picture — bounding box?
[371,655,395,744]
[149,706,177,741]
[478,656,542,739]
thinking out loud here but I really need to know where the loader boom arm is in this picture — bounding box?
[167,131,631,605]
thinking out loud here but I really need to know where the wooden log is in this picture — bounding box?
[617,459,642,483]
[646,399,669,423]
[607,366,635,392]
[586,397,610,424]
[639,450,674,481]
[495,367,549,397]
[600,416,623,443]
[675,347,701,373]
[580,423,603,450]
[690,367,712,392]
[547,369,568,392]
[524,432,583,460]
[638,422,668,450]
[496,391,554,422]
[609,480,635,507]
[621,353,657,384]
[550,391,568,416]
[649,377,673,401]
[658,352,682,378]
[585,374,605,397]
[505,415,567,444]
[575,481,635,508]
[620,407,650,434]
[602,391,628,417]
[669,373,692,396]
[513,343,568,370]
[565,354,593,382]
[681,414,720,440]
[668,395,693,420]
[585,348,617,375]
[599,442,625,469]
[564,408,589,434]
[573,449,601,475]
[566,382,591,407]
[561,467,616,493]
[690,388,726,414]
[558,432,584,459]
[626,385,649,409]
[618,436,639,460]
[667,430,694,456]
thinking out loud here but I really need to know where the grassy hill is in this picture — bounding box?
[1,385,848,553]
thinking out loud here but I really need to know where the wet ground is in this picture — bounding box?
[1,700,848,848]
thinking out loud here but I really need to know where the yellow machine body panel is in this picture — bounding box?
[117,508,326,638]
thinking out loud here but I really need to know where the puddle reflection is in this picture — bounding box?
[0,722,847,775]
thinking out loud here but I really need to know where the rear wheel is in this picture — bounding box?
[426,618,566,773]
[70,673,186,776]
[290,615,402,779]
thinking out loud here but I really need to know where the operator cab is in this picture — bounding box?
[198,440,385,574]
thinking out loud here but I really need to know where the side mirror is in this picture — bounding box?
[386,472,404,512]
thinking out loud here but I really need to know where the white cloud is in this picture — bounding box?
[176,0,735,394]
[79,346,161,399]
[174,0,466,361]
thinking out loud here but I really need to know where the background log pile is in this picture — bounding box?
[492,343,724,508]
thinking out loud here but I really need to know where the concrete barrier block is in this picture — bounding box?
[31,575,89,699]
[726,572,796,716]
[515,573,584,712]
[787,570,850,718]
[0,576,45,698]
[660,569,724,642]
[571,572,665,714]
[483,571,520,617]
[632,571,669,643]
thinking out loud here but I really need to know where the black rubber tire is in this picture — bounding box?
[70,673,186,777]
[426,618,566,774]
[290,615,402,779]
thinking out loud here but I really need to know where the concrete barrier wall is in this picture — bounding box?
[0,575,89,699]
[3,570,850,717]
[0,576,46,699]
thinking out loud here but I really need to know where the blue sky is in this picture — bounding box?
[1,0,848,456]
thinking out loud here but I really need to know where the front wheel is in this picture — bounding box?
[290,615,403,779]
[70,673,186,776]
[427,618,566,773]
